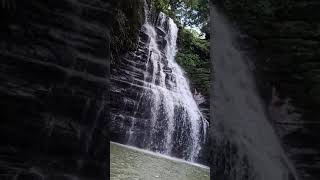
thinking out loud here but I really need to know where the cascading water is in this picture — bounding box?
[210,4,299,180]
[110,2,208,162]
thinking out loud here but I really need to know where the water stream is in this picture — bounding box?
[210,4,299,180]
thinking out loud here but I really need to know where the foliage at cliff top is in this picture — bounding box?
[153,0,209,37]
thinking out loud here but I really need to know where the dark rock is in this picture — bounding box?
[211,0,320,179]
[0,0,110,179]
[17,171,44,180]
[46,174,76,180]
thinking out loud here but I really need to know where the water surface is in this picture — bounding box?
[110,142,210,180]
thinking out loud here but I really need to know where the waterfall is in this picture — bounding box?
[210,5,299,180]
[110,2,208,162]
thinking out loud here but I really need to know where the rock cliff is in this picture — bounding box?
[211,0,320,179]
[0,0,110,179]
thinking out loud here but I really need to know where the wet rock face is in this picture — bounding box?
[211,0,320,179]
[110,19,173,149]
[0,0,110,179]
[110,10,208,163]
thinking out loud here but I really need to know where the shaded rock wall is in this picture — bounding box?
[110,0,145,65]
[109,0,145,145]
[211,0,320,179]
[0,0,110,179]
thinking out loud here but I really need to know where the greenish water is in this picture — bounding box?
[110,142,210,180]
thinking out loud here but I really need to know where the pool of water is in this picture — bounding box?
[110,142,210,180]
